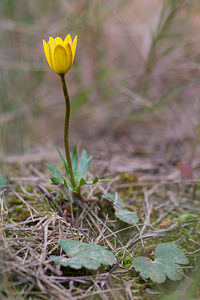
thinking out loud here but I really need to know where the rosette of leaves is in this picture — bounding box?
[47,144,107,193]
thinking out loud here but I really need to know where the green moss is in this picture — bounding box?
[118,250,133,268]
[23,186,34,193]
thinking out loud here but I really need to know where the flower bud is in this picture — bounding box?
[43,34,77,75]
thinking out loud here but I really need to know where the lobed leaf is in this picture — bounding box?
[155,243,189,264]
[133,243,188,283]
[50,238,115,270]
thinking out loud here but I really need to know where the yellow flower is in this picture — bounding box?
[43,34,77,75]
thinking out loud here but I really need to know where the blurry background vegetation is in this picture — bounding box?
[0,0,200,161]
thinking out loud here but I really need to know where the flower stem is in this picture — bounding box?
[60,74,76,188]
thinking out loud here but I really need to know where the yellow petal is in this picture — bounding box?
[54,44,72,74]
[65,43,73,70]
[49,36,55,47]
[48,37,57,72]
[49,37,56,56]
[64,34,72,45]
[55,36,64,46]
[43,40,53,70]
[71,35,77,63]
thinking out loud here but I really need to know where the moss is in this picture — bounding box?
[118,250,133,268]
[23,186,34,193]
[6,196,21,205]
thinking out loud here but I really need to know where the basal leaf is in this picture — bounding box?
[62,178,76,193]
[79,177,101,188]
[155,243,189,265]
[72,143,78,172]
[103,193,138,225]
[46,163,63,178]
[0,173,6,189]
[85,177,99,185]
[50,256,82,269]
[92,177,99,184]
[115,208,138,225]
[133,243,188,283]
[78,149,93,180]
[104,192,124,208]
[50,238,115,270]
[50,256,100,270]
[50,175,62,185]
[79,178,87,187]
[56,148,70,178]
[133,257,167,283]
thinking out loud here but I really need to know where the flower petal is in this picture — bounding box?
[64,34,72,45]
[65,43,73,70]
[55,37,64,46]
[43,40,53,70]
[48,37,58,72]
[54,44,72,74]
[71,35,77,63]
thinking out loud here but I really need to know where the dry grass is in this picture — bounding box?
[0,162,200,299]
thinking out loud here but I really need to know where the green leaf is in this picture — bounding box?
[0,173,6,189]
[104,192,124,208]
[50,238,115,270]
[72,143,78,171]
[115,208,138,225]
[78,149,93,180]
[174,214,197,223]
[47,163,71,187]
[56,148,70,178]
[155,243,189,264]
[50,175,62,185]
[133,243,189,283]
[92,177,98,184]
[79,178,87,187]
[85,177,99,185]
[46,163,63,178]
[103,193,138,225]
[79,177,101,188]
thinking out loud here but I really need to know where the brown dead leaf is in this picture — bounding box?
[177,161,194,179]
[159,219,172,228]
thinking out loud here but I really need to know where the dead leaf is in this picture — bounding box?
[177,161,194,179]
[160,219,172,228]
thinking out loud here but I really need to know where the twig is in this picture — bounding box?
[37,184,63,216]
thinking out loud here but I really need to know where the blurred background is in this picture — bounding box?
[1,0,200,172]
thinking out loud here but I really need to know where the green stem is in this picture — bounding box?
[60,74,76,188]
